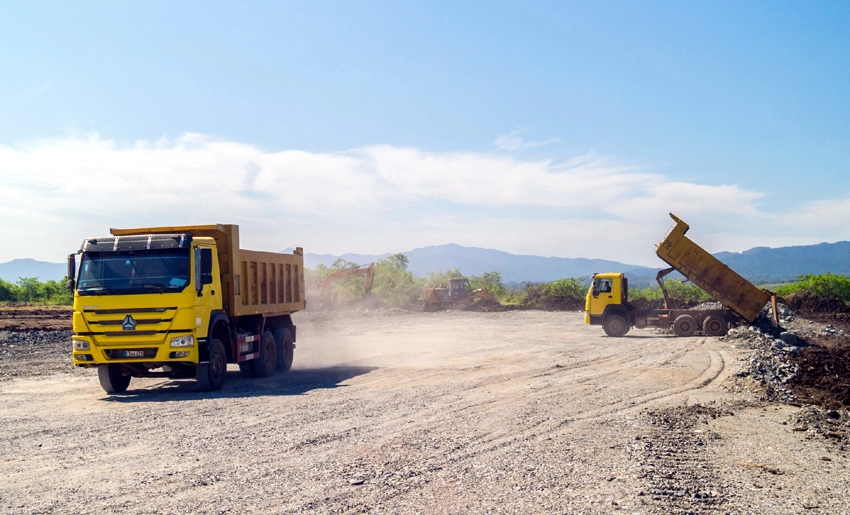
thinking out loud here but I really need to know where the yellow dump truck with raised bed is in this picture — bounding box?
[67,224,305,393]
[585,214,776,337]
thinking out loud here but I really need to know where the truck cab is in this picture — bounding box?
[71,234,217,366]
[448,277,472,299]
[584,273,631,336]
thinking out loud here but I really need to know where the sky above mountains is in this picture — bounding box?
[1,2,849,266]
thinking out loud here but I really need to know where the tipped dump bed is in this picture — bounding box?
[110,224,305,318]
[655,214,771,323]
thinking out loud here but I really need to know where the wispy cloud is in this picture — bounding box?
[494,130,560,151]
[0,133,846,265]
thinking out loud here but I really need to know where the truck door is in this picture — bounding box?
[587,275,623,316]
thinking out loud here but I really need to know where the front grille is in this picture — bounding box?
[91,318,170,326]
[102,331,158,337]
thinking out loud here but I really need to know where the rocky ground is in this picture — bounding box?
[1,301,849,514]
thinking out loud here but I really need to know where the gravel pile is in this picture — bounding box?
[790,406,849,450]
[0,330,76,380]
[722,308,801,403]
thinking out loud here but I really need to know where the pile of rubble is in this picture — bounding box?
[722,305,804,403]
[790,405,849,449]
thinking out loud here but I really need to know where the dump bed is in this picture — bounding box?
[110,224,305,318]
[655,214,771,322]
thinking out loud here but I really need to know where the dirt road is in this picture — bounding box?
[1,310,848,514]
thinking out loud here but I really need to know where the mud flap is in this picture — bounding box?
[197,338,210,364]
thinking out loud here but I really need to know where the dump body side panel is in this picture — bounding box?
[655,214,770,322]
[110,224,306,317]
[233,248,305,317]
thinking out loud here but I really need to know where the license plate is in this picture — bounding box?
[122,350,145,358]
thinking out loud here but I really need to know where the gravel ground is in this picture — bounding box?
[1,309,849,514]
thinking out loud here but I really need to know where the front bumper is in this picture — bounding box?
[72,335,199,366]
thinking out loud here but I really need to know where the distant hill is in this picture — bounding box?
[289,240,850,286]
[285,244,657,284]
[0,259,66,283]
[8,239,850,286]
[714,241,850,284]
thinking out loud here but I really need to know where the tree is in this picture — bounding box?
[470,271,506,298]
[372,253,418,307]
[329,259,369,301]
[0,278,15,302]
[16,277,41,303]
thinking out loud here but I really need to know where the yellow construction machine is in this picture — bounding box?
[409,277,494,312]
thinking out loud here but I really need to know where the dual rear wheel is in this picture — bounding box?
[672,314,728,337]
[237,328,294,378]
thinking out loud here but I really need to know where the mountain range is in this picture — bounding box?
[3,240,849,286]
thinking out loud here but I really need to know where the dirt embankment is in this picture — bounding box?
[0,304,71,331]
[780,292,850,409]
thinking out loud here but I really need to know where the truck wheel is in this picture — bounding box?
[673,315,698,337]
[197,339,227,391]
[251,331,277,378]
[98,364,131,394]
[274,328,294,372]
[603,314,629,337]
[703,315,727,336]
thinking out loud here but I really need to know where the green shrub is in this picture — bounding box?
[542,278,586,299]
[775,273,850,303]
[470,271,506,298]
[630,281,710,304]
[372,254,419,307]
[0,277,73,305]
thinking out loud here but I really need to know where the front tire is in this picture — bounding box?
[251,331,277,378]
[98,364,131,394]
[603,314,629,337]
[197,339,227,391]
[274,328,294,372]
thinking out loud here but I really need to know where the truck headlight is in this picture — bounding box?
[73,339,90,351]
[170,335,194,348]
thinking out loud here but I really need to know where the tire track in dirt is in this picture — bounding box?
[264,344,728,512]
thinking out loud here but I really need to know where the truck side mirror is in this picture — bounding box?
[66,254,76,290]
[200,248,213,285]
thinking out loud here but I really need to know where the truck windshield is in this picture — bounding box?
[77,249,191,296]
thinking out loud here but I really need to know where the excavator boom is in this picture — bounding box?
[309,263,377,307]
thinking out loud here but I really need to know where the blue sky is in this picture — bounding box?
[1,1,849,266]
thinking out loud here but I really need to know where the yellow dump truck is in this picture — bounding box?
[585,214,775,337]
[67,224,305,393]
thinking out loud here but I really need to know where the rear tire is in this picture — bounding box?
[98,364,131,394]
[673,315,698,337]
[251,331,277,378]
[603,314,629,337]
[197,339,227,391]
[702,315,727,336]
[274,328,294,372]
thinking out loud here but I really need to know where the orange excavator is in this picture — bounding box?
[307,263,377,309]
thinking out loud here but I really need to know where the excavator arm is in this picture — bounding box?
[310,263,377,304]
